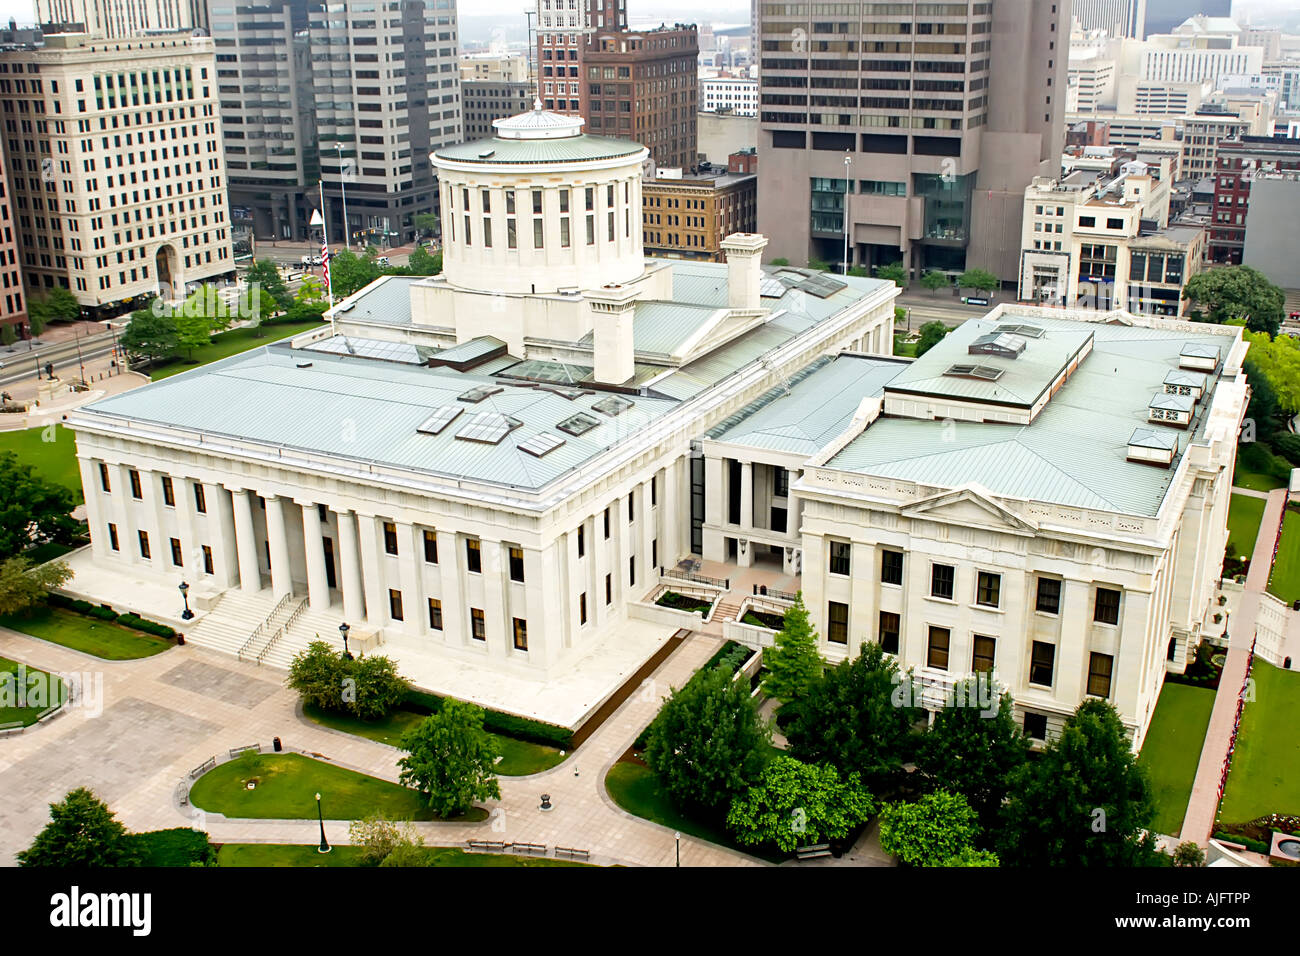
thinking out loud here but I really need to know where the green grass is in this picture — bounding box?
[0,656,67,728]
[1226,493,1266,559]
[1234,443,1290,492]
[0,605,173,660]
[1137,682,1217,836]
[1266,508,1300,603]
[302,703,567,776]
[1219,661,1300,823]
[892,335,918,358]
[149,320,325,380]
[215,843,591,867]
[0,424,82,500]
[188,752,489,822]
[605,760,780,863]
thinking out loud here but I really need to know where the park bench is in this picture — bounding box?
[795,843,832,860]
[466,840,508,853]
[554,846,590,861]
[511,842,547,856]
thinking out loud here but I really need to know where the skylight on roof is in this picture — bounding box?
[557,412,600,436]
[592,395,634,417]
[416,405,464,435]
[538,385,591,400]
[455,411,522,444]
[995,323,1045,338]
[459,385,504,403]
[944,363,1004,381]
[518,433,566,458]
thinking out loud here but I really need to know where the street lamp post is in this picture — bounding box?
[675,831,681,867]
[339,621,351,659]
[74,329,85,385]
[842,151,852,276]
[316,792,330,853]
[178,581,194,621]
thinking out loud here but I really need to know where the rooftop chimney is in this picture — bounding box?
[588,284,639,385]
[721,233,769,312]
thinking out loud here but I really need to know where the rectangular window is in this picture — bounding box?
[628,490,635,523]
[774,467,789,498]
[508,218,517,248]
[512,617,528,651]
[509,547,525,583]
[577,525,585,558]
[827,601,849,644]
[532,189,543,214]
[931,563,954,600]
[471,608,485,640]
[161,475,174,507]
[629,554,636,587]
[560,217,570,247]
[1087,652,1113,698]
[972,635,996,674]
[927,625,950,670]
[1094,587,1121,625]
[976,571,1000,608]
[879,611,900,654]
[138,530,150,559]
[428,598,443,630]
[169,537,183,566]
[1030,641,1055,686]
[193,482,206,513]
[129,469,142,499]
[1024,711,1047,741]
[829,541,851,576]
[605,573,612,605]
[652,538,657,569]
[482,218,492,247]
[579,592,588,625]
[201,545,213,574]
[1035,577,1061,614]
[466,538,482,574]
[603,506,610,539]
[533,218,544,248]
[881,549,903,586]
[388,589,403,621]
[651,475,657,506]
[108,523,119,551]
[383,521,398,556]
[423,530,438,564]
[98,462,111,492]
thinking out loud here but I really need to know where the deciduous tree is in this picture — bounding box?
[877,262,907,287]
[1185,265,1284,337]
[0,556,73,616]
[879,789,980,867]
[397,699,501,818]
[726,755,874,853]
[18,788,140,867]
[920,270,948,294]
[914,320,949,357]
[0,452,77,561]
[119,309,178,364]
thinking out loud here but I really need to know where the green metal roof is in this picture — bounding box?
[434,133,645,165]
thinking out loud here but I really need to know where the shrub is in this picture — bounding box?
[400,688,573,749]
[1212,831,1271,854]
[1173,841,1206,867]
[879,790,980,867]
[131,828,215,867]
[117,613,176,638]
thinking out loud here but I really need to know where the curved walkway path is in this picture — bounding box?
[0,624,772,867]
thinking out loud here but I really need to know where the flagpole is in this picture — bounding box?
[319,179,335,337]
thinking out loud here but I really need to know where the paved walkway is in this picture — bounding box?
[1179,486,1287,845]
[1229,485,1271,500]
[0,624,787,867]
[0,367,147,431]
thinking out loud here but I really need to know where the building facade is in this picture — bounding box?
[1209,135,1300,265]
[0,32,235,318]
[37,0,207,39]
[0,144,26,338]
[308,0,461,249]
[641,168,756,261]
[1071,0,1145,38]
[700,72,757,117]
[756,0,1070,284]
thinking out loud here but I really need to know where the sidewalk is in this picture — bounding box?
[1179,486,1286,845]
[0,363,146,431]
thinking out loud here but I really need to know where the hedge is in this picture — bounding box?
[1212,831,1271,855]
[403,689,573,749]
[131,828,215,867]
[45,594,177,638]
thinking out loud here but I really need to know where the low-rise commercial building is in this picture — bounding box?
[641,166,756,261]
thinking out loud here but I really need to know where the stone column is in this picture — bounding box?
[482,539,508,654]
[336,510,365,623]
[640,476,656,587]
[739,460,754,567]
[662,457,680,566]
[77,458,109,561]
[299,499,331,611]
[111,463,138,564]
[264,495,293,600]
[437,529,464,643]
[231,489,261,593]
[397,522,425,636]
[356,513,388,627]
[594,511,611,628]
[175,472,200,575]
[208,482,239,589]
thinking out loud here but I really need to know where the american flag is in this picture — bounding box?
[320,237,332,296]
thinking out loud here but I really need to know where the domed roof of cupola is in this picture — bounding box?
[433,103,646,166]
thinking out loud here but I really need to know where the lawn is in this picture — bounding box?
[1234,443,1290,492]
[149,320,325,381]
[215,843,591,867]
[302,703,567,776]
[1226,493,1266,559]
[0,656,67,728]
[892,335,918,358]
[0,423,83,500]
[0,605,173,660]
[1137,682,1217,836]
[1219,661,1300,823]
[1265,508,1300,604]
[188,752,489,822]
[605,759,780,863]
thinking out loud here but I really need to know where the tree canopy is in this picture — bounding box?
[408,245,443,276]
[876,262,907,287]
[726,755,874,853]
[287,641,411,720]
[118,309,179,365]
[0,556,73,617]
[920,270,949,293]
[760,592,822,704]
[879,789,982,867]
[29,287,82,327]
[998,698,1160,867]
[956,268,999,294]
[914,320,949,358]
[18,788,140,867]
[644,663,771,813]
[784,641,922,793]
[0,451,77,561]
[397,699,501,818]
[246,259,293,312]
[1184,265,1284,337]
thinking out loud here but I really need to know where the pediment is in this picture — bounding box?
[900,484,1039,534]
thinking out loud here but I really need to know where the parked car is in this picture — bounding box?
[377,256,390,266]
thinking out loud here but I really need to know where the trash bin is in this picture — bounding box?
[272,737,282,752]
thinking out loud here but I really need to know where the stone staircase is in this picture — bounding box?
[254,603,354,670]
[183,587,362,671]
[184,589,282,660]
[711,596,743,627]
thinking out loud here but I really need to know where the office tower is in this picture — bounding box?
[37,0,208,39]
[1072,0,1145,38]
[0,146,27,338]
[756,0,1070,283]
[0,32,235,319]
[211,0,319,241]
[1143,0,1230,38]
[460,53,534,140]
[308,0,461,249]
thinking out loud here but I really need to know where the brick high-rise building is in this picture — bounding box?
[756,0,1070,284]
[1209,136,1300,266]
[536,3,697,170]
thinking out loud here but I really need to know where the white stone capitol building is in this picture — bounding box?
[64,108,1245,745]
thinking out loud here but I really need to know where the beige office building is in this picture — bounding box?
[0,32,235,319]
